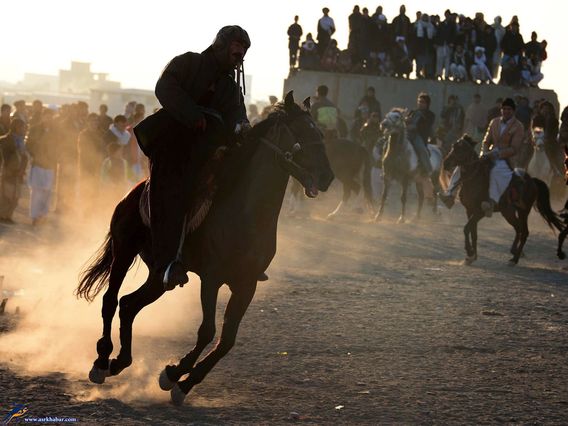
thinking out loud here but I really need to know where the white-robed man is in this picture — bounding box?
[440,98,523,214]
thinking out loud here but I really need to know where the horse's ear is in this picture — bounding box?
[303,97,311,112]
[284,91,295,108]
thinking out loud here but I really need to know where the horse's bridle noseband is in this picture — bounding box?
[259,119,324,177]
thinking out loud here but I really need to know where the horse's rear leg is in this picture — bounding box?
[502,207,526,265]
[328,182,351,219]
[159,280,221,390]
[109,273,165,376]
[171,281,257,406]
[90,251,137,383]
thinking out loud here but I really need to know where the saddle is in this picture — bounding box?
[139,146,229,232]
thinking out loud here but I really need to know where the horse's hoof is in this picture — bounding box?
[159,367,177,391]
[109,357,131,376]
[89,364,110,384]
[508,258,518,266]
[326,213,336,221]
[170,383,188,406]
[463,255,477,266]
[397,216,406,224]
[558,251,566,260]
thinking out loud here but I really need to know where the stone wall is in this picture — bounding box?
[283,70,559,124]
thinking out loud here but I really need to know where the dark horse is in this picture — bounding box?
[444,135,564,265]
[289,135,373,219]
[76,92,334,405]
[375,109,443,223]
[556,200,568,259]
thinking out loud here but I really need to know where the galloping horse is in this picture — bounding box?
[444,135,564,265]
[375,109,443,223]
[76,92,334,405]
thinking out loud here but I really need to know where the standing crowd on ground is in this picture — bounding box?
[0,100,149,225]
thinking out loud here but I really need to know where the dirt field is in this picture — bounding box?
[1,188,568,425]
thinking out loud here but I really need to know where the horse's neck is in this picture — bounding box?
[232,141,290,223]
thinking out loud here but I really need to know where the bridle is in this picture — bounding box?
[259,115,324,177]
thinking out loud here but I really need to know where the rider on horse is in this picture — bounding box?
[134,26,251,291]
[406,92,436,177]
[440,98,524,215]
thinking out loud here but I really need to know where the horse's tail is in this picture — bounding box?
[533,177,565,232]
[76,232,114,302]
[362,148,373,207]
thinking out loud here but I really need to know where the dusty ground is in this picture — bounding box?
[1,187,568,425]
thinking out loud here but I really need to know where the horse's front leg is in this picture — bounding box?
[398,178,409,223]
[171,281,257,406]
[159,280,221,391]
[558,227,568,260]
[375,176,390,221]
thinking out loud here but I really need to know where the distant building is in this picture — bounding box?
[0,61,157,115]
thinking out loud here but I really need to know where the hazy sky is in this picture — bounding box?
[2,0,566,107]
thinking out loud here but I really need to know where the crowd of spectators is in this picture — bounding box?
[288,5,547,88]
[0,99,149,225]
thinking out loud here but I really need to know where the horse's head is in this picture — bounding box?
[532,126,545,151]
[263,91,334,197]
[381,109,406,136]
[444,134,478,170]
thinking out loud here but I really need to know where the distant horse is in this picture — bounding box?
[375,109,443,223]
[528,127,554,185]
[289,135,374,219]
[76,92,334,406]
[444,135,564,265]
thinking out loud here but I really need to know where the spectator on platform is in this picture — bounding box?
[392,5,412,41]
[434,9,456,80]
[478,24,497,76]
[321,39,340,71]
[370,14,389,75]
[348,5,364,68]
[392,36,412,78]
[0,104,11,136]
[501,22,524,67]
[470,46,492,83]
[0,119,27,223]
[525,32,542,63]
[414,13,435,79]
[317,7,336,58]
[299,33,319,70]
[492,16,506,77]
[520,55,543,87]
[449,44,468,81]
[288,16,303,69]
